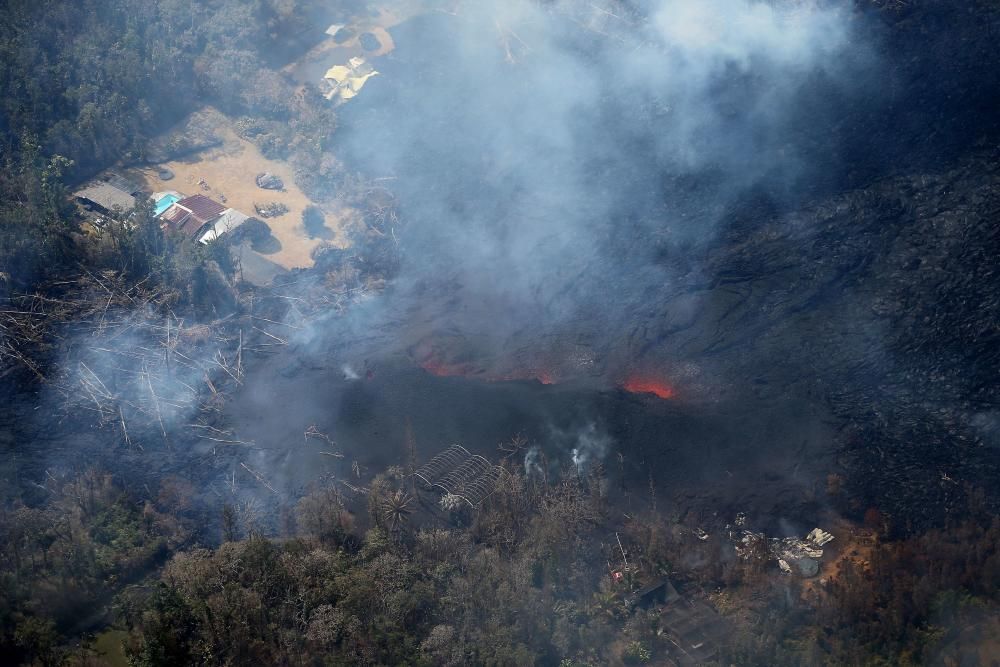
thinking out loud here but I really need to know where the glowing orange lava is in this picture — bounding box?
[621,376,675,399]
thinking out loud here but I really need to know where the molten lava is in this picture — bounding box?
[621,376,675,400]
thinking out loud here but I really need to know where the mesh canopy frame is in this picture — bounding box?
[414,445,506,507]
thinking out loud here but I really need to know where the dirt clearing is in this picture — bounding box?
[136,108,347,272]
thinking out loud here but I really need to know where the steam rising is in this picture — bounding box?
[568,422,613,472]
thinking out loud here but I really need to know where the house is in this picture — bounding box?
[157,193,251,244]
[74,179,139,216]
[197,208,250,244]
[160,194,227,238]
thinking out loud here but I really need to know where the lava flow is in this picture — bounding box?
[621,376,676,400]
[415,344,557,385]
[420,359,555,385]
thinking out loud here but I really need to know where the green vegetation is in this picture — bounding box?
[0,471,191,665]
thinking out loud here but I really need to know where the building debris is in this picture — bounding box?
[806,527,835,547]
[323,56,379,103]
[727,515,835,577]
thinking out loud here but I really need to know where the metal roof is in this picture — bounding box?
[74,182,137,213]
[198,208,250,244]
[175,194,226,222]
[161,194,227,237]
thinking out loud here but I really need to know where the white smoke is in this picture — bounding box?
[569,422,614,472]
[524,445,544,477]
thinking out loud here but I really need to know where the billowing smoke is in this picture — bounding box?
[331,0,872,384]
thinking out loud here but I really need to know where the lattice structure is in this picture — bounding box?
[414,444,470,487]
[414,444,506,508]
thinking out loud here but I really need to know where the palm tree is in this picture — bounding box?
[381,490,413,530]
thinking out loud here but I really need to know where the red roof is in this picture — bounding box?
[160,204,191,227]
[176,194,226,222]
[160,194,227,237]
[180,216,210,237]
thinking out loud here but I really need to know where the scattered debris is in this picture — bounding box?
[727,515,835,578]
[806,527,835,547]
[323,56,379,103]
[304,424,336,445]
[694,527,709,541]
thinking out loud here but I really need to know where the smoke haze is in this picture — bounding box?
[332,0,873,382]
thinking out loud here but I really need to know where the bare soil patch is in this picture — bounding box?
[135,108,348,271]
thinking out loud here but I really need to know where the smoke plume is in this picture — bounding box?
[332,0,871,385]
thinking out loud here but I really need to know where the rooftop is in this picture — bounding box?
[160,194,228,237]
[74,181,137,213]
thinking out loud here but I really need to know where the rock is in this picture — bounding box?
[254,202,289,218]
[256,172,284,190]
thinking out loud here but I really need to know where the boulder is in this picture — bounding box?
[256,172,284,190]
